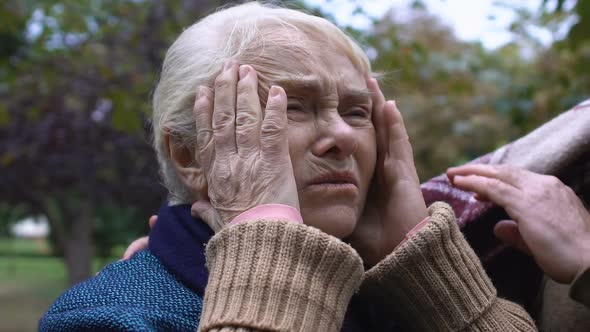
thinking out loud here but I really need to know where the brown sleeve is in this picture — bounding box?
[359,202,537,331]
[198,220,364,332]
[570,265,590,308]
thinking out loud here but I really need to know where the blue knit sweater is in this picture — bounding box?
[39,204,213,331]
[39,205,369,331]
[39,251,203,331]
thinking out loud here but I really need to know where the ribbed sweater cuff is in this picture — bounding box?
[199,220,364,332]
[361,202,506,330]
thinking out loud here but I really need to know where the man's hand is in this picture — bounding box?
[348,79,428,266]
[447,164,590,284]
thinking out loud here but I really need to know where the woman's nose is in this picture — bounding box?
[311,114,358,160]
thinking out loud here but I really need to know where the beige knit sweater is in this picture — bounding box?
[198,202,537,332]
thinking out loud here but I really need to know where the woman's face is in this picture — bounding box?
[254,48,377,238]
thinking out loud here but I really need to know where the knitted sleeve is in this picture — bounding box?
[359,202,537,331]
[198,220,364,332]
[39,251,204,332]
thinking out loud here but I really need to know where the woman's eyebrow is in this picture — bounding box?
[272,75,322,91]
[272,76,372,102]
[340,88,372,102]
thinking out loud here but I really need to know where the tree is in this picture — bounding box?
[351,0,589,179]
[0,0,233,285]
[359,7,520,179]
[487,0,590,135]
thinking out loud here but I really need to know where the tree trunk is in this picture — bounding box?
[44,195,95,286]
[63,199,94,285]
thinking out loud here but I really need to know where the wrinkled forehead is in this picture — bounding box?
[236,24,369,99]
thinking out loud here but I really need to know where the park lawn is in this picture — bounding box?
[0,256,66,332]
[0,238,120,332]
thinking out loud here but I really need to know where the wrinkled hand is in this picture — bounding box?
[447,164,590,284]
[348,79,428,266]
[121,215,157,261]
[194,62,299,230]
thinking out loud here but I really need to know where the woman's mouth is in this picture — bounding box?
[304,172,359,195]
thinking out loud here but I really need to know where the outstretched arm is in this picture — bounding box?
[448,164,590,307]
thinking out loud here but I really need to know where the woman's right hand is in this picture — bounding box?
[194,62,299,229]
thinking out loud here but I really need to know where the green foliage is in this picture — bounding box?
[357,10,516,178]
[343,1,589,179]
[94,204,147,258]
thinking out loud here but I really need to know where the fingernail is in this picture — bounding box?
[269,85,281,97]
[239,65,250,80]
[224,60,233,71]
[447,173,455,183]
[391,100,397,108]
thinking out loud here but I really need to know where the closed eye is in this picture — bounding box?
[287,97,308,112]
[287,103,305,112]
[343,107,370,118]
[286,99,313,122]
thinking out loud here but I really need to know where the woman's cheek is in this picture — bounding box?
[286,108,314,123]
[286,123,312,187]
[358,128,377,187]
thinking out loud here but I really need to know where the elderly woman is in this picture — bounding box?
[40,2,558,331]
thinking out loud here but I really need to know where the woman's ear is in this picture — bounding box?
[163,132,208,199]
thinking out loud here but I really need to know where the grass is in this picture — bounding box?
[0,238,119,332]
[0,237,52,256]
[0,256,66,332]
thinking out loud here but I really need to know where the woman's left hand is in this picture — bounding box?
[447,164,590,284]
[348,79,428,266]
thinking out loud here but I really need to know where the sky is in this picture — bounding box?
[304,0,577,49]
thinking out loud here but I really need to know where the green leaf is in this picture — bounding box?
[0,105,10,126]
[110,92,141,133]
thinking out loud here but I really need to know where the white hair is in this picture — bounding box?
[152,1,372,203]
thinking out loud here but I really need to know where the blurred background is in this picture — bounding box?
[0,0,588,330]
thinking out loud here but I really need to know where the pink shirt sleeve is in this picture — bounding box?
[395,216,432,249]
[228,204,303,227]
